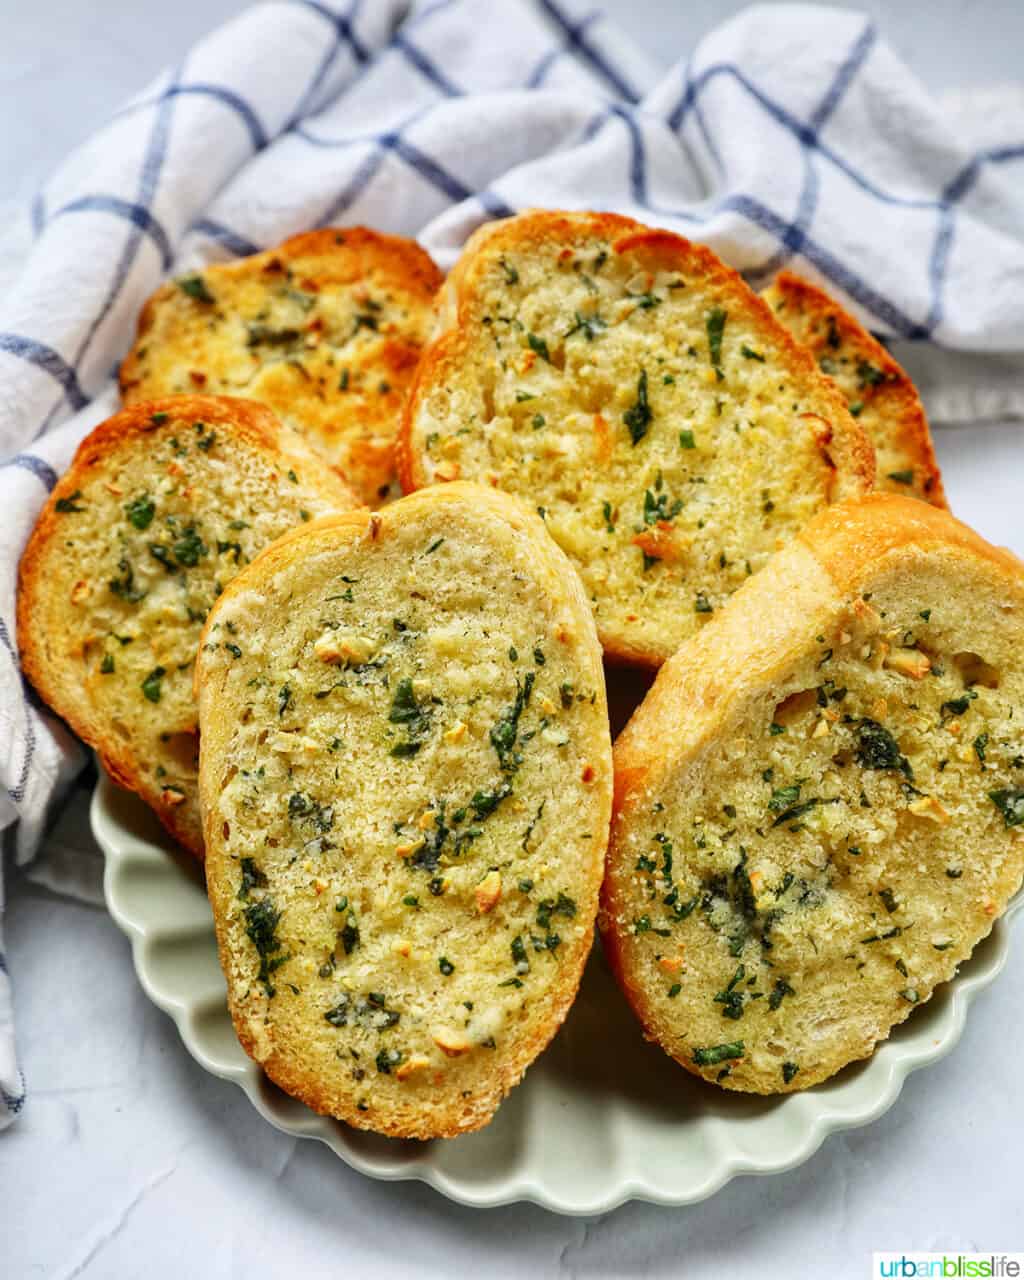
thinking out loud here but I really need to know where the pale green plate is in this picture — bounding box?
[92,768,1021,1214]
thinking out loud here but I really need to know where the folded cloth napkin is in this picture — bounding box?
[1,0,1022,1127]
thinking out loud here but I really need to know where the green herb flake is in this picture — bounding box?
[768,978,795,1011]
[692,1041,744,1067]
[989,788,1024,827]
[125,493,155,530]
[643,488,683,526]
[55,490,85,514]
[740,344,765,362]
[490,671,534,772]
[100,654,115,674]
[679,429,696,450]
[376,1048,404,1075]
[887,470,915,485]
[177,274,215,304]
[172,525,207,567]
[856,360,885,389]
[237,858,267,901]
[854,718,913,781]
[566,311,606,341]
[438,956,455,976]
[108,559,146,603]
[782,1061,799,1084]
[624,369,652,445]
[705,307,727,376]
[768,784,802,813]
[243,895,288,996]
[141,666,165,703]
[527,332,550,363]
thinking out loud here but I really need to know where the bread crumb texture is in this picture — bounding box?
[196,483,612,1138]
[120,228,443,506]
[17,397,355,855]
[762,270,946,508]
[400,210,874,666]
[602,495,1024,1092]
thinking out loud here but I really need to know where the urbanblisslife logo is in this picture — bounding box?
[874,1255,1023,1278]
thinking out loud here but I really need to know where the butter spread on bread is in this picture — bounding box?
[18,396,356,856]
[399,210,875,666]
[121,228,443,506]
[603,494,1024,1091]
[195,483,612,1137]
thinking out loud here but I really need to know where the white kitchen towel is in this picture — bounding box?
[1,0,1022,1127]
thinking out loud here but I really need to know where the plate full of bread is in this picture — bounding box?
[21,212,1024,1212]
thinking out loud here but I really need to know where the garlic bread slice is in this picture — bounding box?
[603,494,1024,1091]
[399,210,875,666]
[762,270,946,507]
[121,228,443,506]
[18,396,356,855]
[195,483,612,1137]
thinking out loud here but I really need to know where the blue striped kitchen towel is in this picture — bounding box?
[1,0,1022,1126]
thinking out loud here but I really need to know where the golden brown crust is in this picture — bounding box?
[197,482,612,1138]
[18,396,356,858]
[763,271,946,508]
[122,228,443,506]
[608,496,1023,838]
[602,493,1024,1091]
[398,211,875,668]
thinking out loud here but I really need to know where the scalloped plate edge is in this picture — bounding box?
[92,771,1022,1215]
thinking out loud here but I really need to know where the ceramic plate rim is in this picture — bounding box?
[92,769,1022,1215]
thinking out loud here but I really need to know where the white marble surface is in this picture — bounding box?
[2,2,1024,1276]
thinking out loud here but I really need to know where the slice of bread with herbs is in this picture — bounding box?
[602,493,1024,1093]
[398,210,875,668]
[18,396,357,856]
[762,270,946,507]
[195,483,612,1138]
[120,228,443,506]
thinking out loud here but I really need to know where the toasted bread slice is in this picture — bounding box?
[194,483,612,1138]
[602,494,1024,1092]
[120,228,443,506]
[762,271,946,507]
[398,210,875,667]
[18,396,357,856]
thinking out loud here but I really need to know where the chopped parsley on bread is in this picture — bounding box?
[762,270,946,507]
[195,483,612,1138]
[602,494,1024,1092]
[17,396,357,856]
[399,210,875,667]
[120,228,443,506]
